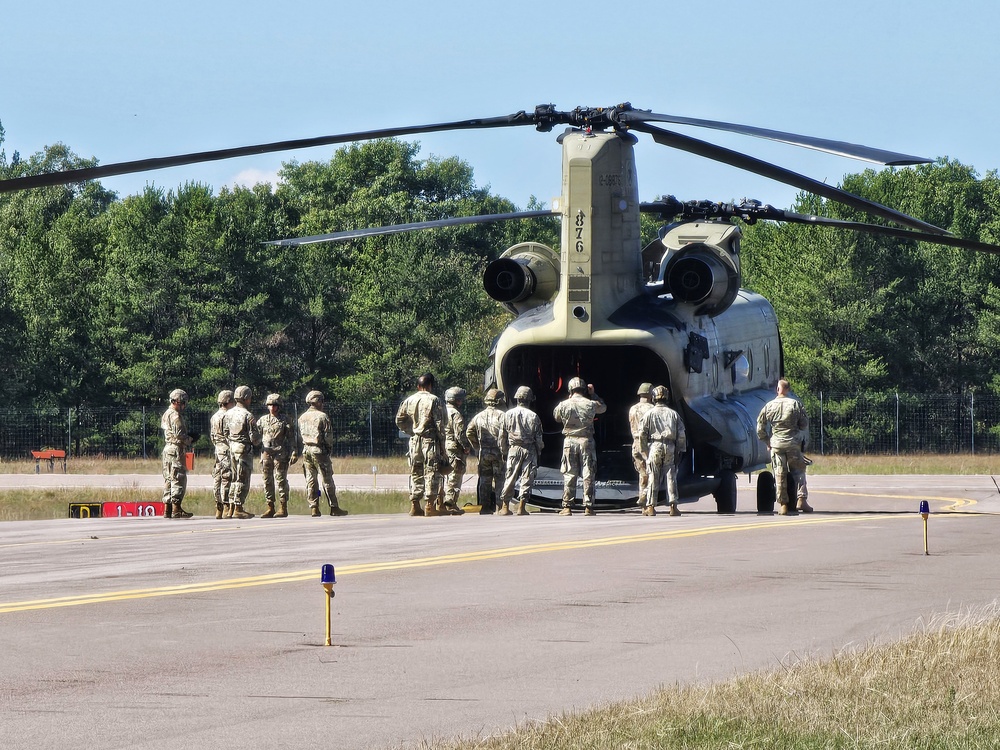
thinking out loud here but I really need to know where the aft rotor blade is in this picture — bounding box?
[619,110,930,166]
[265,209,559,247]
[631,122,947,235]
[0,112,537,194]
[774,210,1000,254]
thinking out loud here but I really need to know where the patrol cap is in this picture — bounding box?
[217,389,234,406]
[637,382,652,396]
[234,385,252,401]
[265,393,283,406]
[306,390,324,405]
[445,387,467,404]
[169,388,188,404]
[651,385,670,403]
[567,377,586,393]
[514,386,534,402]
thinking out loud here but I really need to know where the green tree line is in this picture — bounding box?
[739,159,1000,397]
[0,129,557,412]
[2,120,999,416]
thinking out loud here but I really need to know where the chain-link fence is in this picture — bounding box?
[2,393,999,459]
[0,402,424,460]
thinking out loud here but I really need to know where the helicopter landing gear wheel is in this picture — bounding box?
[713,471,737,514]
[757,471,776,514]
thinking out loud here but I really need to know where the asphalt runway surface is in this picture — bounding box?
[3,474,1000,749]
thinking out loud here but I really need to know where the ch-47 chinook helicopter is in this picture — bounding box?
[3,103,998,512]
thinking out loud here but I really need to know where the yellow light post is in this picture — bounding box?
[321,564,336,646]
[920,500,929,556]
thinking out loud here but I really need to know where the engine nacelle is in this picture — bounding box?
[649,222,742,317]
[483,242,560,316]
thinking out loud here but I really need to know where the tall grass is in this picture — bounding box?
[433,607,1000,749]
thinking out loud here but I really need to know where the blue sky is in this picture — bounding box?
[3,0,999,216]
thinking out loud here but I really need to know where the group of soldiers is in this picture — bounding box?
[395,373,618,517]
[159,373,810,520]
[159,386,350,519]
[396,373,810,518]
[395,373,548,517]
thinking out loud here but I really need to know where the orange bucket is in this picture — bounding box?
[184,451,195,471]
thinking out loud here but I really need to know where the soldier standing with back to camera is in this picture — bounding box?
[258,393,301,519]
[639,385,687,517]
[466,388,506,515]
[440,387,472,515]
[210,389,234,519]
[226,385,261,519]
[756,378,812,515]
[161,388,194,519]
[299,390,349,518]
[628,382,654,508]
[553,377,607,516]
[396,374,448,517]
[498,386,544,516]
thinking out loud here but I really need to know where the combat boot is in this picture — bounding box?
[497,501,513,516]
[164,503,173,519]
[424,501,441,517]
[583,507,596,517]
[223,503,234,519]
[233,504,254,519]
[669,503,681,517]
[797,498,814,513]
[172,502,193,519]
[329,505,349,517]
[215,502,224,520]
[516,500,529,516]
[311,506,322,518]
[274,502,288,518]
[409,500,424,517]
[444,501,464,515]
[778,503,795,516]
[260,503,276,519]
[558,506,572,516]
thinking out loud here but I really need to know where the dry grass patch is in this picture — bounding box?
[433,608,1000,749]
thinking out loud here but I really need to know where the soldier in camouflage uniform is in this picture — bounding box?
[161,388,194,519]
[466,388,506,515]
[498,386,544,516]
[210,389,234,519]
[226,385,261,519]
[396,373,447,517]
[628,383,654,507]
[553,377,607,516]
[757,379,811,515]
[298,390,349,517]
[258,393,302,518]
[439,387,472,515]
[639,386,687,516]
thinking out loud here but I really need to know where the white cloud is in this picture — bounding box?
[229,168,282,189]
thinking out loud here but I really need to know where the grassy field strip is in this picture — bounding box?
[0,511,950,615]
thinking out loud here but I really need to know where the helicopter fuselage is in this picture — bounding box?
[483,129,781,511]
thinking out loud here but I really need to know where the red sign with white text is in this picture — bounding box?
[101,502,166,518]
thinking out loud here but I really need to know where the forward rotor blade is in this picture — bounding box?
[631,122,946,235]
[265,209,558,247]
[0,112,537,194]
[619,109,930,166]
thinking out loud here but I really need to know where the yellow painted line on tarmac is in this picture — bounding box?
[817,490,977,511]
[0,511,969,615]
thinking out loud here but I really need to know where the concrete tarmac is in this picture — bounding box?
[2,474,999,749]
